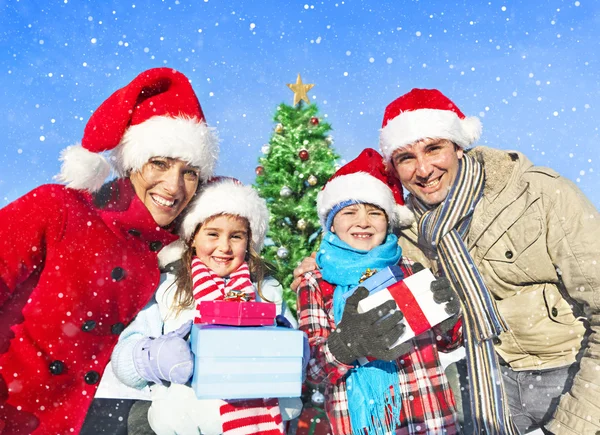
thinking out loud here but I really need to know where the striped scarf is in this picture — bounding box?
[191,257,284,435]
[191,257,256,312]
[409,154,517,434]
[220,398,284,435]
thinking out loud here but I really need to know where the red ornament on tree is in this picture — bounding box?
[255,165,264,175]
[298,149,309,161]
[310,117,319,125]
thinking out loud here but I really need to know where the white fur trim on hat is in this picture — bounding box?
[112,115,219,181]
[395,203,415,228]
[55,144,111,192]
[180,179,269,251]
[379,109,482,162]
[157,239,187,268]
[317,172,398,228]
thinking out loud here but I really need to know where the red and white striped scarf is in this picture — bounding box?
[191,257,284,435]
[191,256,256,308]
[220,398,284,435]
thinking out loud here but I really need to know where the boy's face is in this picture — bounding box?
[192,215,249,277]
[331,203,388,251]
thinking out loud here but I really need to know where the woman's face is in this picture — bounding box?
[192,215,249,277]
[130,157,199,227]
[331,203,388,251]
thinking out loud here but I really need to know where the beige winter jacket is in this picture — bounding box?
[399,146,600,435]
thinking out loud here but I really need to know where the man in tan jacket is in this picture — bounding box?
[381,88,600,435]
[294,88,600,434]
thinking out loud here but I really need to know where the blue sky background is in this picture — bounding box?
[2,0,599,208]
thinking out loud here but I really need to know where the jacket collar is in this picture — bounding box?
[401,146,534,245]
[467,146,534,197]
[464,147,537,253]
[90,178,179,251]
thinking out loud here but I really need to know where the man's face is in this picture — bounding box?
[391,138,463,206]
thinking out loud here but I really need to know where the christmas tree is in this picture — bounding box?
[254,75,339,316]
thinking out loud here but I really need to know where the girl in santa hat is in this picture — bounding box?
[297,148,461,435]
[111,177,303,435]
[0,67,219,434]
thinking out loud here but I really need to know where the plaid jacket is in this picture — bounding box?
[297,260,460,435]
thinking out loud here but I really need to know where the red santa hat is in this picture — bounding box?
[56,67,219,192]
[180,177,269,251]
[379,88,481,162]
[317,148,413,230]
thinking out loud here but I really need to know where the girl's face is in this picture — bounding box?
[130,157,200,227]
[331,203,388,251]
[191,215,249,277]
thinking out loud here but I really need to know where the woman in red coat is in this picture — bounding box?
[0,68,219,434]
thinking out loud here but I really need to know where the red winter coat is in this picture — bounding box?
[0,179,178,434]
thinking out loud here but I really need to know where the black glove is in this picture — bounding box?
[413,262,461,331]
[431,277,461,315]
[327,287,412,364]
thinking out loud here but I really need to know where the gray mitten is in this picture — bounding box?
[431,277,461,315]
[413,262,461,331]
[327,287,412,364]
[133,320,194,385]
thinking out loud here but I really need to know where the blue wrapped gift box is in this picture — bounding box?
[341,265,404,301]
[190,324,305,400]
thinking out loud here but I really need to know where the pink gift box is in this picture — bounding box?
[197,300,276,326]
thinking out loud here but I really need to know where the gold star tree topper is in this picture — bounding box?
[287,74,315,106]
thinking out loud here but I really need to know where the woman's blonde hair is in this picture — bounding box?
[169,214,272,317]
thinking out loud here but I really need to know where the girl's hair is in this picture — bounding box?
[169,214,272,317]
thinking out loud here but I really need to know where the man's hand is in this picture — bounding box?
[290,252,317,292]
[413,262,461,331]
[431,277,461,315]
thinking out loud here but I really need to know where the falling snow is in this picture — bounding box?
[0,0,598,214]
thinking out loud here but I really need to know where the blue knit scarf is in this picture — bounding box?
[317,231,403,435]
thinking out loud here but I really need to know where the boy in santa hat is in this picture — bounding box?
[296,148,461,435]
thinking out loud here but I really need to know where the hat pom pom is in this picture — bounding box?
[55,144,111,192]
[395,203,415,228]
[158,239,187,268]
[461,116,482,146]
